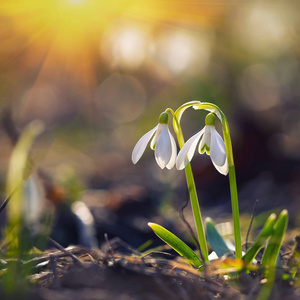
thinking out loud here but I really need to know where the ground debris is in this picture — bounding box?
[25,243,242,300]
[1,240,299,300]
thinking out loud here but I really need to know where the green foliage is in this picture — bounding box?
[2,121,44,296]
[243,213,277,264]
[261,210,288,269]
[5,121,44,257]
[205,217,232,258]
[255,210,288,300]
[148,222,202,268]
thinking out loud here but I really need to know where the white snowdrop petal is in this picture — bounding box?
[176,128,205,170]
[199,126,211,154]
[166,130,177,169]
[210,127,226,166]
[155,125,172,169]
[212,157,229,175]
[131,125,158,164]
[150,124,163,149]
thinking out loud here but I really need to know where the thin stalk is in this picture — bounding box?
[184,163,209,262]
[228,165,242,260]
[218,111,242,260]
[167,108,209,263]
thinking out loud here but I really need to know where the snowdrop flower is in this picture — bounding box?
[176,113,228,175]
[132,112,177,169]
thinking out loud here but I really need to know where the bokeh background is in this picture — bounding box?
[0,0,300,248]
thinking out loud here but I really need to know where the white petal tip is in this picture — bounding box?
[166,165,174,170]
[213,159,229,175]
[131,154,138,164]
[175,160,187,170]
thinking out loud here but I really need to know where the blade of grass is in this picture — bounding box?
[148,222,202,268]
[261,210,288,269]
[2,121,44,297]
[5,121,44,256]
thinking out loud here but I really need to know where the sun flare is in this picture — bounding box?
[0,0,227,92]
[1,0,138,85]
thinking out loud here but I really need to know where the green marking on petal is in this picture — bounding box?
[200,144,210,154]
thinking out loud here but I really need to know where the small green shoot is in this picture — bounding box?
[205,217,232,258]
[257,210,288,300]
[5,120,44,256]
[243,213,277,264]
[261,209,288,269]
[136,239,153,252]
[3,121,44,296]
[148,222,202,268]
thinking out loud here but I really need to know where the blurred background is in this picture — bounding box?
[0,0,300,249]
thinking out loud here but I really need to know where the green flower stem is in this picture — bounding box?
[174,102,242,260]
[193,102,242,260]
[166,108,209,263]
[228,165,242,260]
[184,163,209,263]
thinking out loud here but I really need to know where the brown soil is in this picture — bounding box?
[1,239,299,300]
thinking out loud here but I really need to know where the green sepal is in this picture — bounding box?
[158,112,169,124]
[205,113,215,126]
[261,210,288,268]
[148,222,202,268]
[243,213,277,264]
[205,217,233,258]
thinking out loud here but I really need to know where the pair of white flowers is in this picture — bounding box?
[132,112,228,175]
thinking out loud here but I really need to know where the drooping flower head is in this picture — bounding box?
[176,112,228,175]
[132,112,177,169]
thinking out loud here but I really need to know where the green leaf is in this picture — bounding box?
[148,222,202,268]
[243,213,277,264]
[261,210,288,268]
[205,217,232,259]
[6,121,44,225]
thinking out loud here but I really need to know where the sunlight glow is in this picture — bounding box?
[0,0,138,86]
[156,31,211,74]
[235,5,289,57]
[0,0,225,91]
[101,24,150,69]
[165,33,195,72]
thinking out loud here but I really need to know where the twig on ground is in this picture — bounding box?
[141,251,177,259]
[24,246,84,267]
[48,238,82,266]
[180,197,203,262]
[0,190,15,215]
